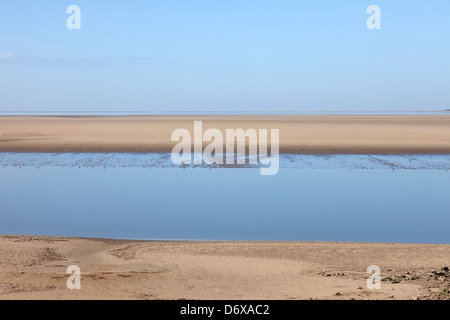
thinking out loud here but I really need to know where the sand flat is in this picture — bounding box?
[0,235,449,300]
[1,115,450,154]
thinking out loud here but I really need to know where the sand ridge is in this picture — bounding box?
[1,115,450,154]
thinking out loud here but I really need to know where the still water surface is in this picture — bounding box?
[0,153,449,243]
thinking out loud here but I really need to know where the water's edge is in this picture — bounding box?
[1,153,449,170]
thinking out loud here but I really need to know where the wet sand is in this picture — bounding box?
[0,235,449,300]
[1,115,450,154]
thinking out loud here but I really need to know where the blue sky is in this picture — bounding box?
[0,0,449,112]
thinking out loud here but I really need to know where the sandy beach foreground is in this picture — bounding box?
[0,235,449,300]
[1,115,450,154]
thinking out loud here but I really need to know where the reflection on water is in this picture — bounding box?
[0,154,449,244]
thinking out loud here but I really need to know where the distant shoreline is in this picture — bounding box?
[1,110,450,116]
[1,115,450,154]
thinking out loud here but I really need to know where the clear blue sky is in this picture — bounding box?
[0,0,449,112]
